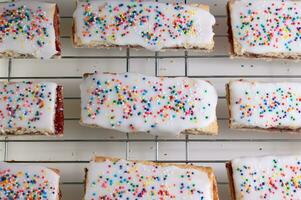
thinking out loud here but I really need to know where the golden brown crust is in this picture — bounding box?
[47,168,61,200]
[226,162,236,200]
[72,3,214,51]
[227,1,235,57]
[54,4,61,57]
[185,121,218,135]
[86,156,219,200]
[226,83,233,130]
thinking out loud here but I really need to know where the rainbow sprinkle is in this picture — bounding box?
[81,72,217,135]
[85,159,213,200]
[0,82,57,133]
[0,163,59,200]
[229,81,301,129]
[0,3,51,47]
[232,0,301,53]
[232,156,301,200]
[74,1,215,50]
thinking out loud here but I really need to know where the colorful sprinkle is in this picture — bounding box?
[74,1,215,50]
[230,81,301,129]
[232,0,301,53]
[0,82,57,133]
[0,1,58,58]
[232,156,301,199]
[81,72,217,135]
[0,163,59,200]
[85,159,213,200]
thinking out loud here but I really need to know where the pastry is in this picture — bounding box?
[0,162,60,200]
[84,156,219,200]
[228,0,301,59]
[226,155,301,200]
[80,72,218,136]
[0,0,61,59]
[0,81,64,135]
[227,80,301,132]
[73,1,215,51]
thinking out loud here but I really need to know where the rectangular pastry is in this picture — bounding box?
[73,1,215,51]
[84,156,219,200]
[228,0,301,59]
[227,80,301,132]
[80,72,218,136]
[0,82,64,135]
[227,155,301,200]
[0,162,60,200]
[0,0,61,59]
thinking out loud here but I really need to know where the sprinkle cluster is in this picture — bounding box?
[235,1,301,51]
[81,2,197,48]
[0,3,51,47]
[83,73,213,132]
[87,160,207,199]
[0,168,56,199]
[235,159,301,199]
[234,86,301,127]
[0,82,54,130]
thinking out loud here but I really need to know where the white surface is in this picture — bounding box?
[1,0,301,200]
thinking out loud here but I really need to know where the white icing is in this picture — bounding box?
[0,82,58,134]
[229,81,301,129]
[0,162,60,200]
[80,72,218,136]
[0,0,58,59]
[73,0,215,51]
[230,0,301,55]
[232,155,301,200]
[85,159,214,200]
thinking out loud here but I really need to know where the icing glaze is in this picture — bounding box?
[85,158,214,200]
[229,81,301,130]
[230,0,301,55]
[73,0,215,51]
[0,162,60,200]
[231,155,301,200]
[80,72,218,136]
[0,82,58,134]
[0,0,58,59]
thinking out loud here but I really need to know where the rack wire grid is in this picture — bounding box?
[2,0,301,199]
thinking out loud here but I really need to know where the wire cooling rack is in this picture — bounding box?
[2,0,301,199]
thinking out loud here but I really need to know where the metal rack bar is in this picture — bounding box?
[3,138,301,142]
[3,59,12,161]
[7,160,228,164]
[2,75,301,79]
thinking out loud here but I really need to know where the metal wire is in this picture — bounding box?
[3,59,12,161]
[3,50,296,163]
[1,15,298,183]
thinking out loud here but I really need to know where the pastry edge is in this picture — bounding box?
[227,0,301,60]
[226,80,301,133]
[226,162,236,200]
[50,168,62,200]
[72,3,215,51]
[84,156,219,200]
[79,120,218,136]
[0,3,61,59]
